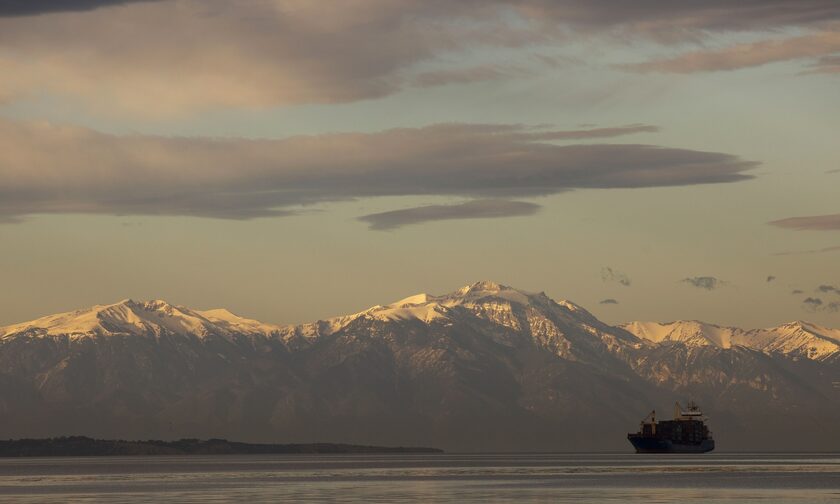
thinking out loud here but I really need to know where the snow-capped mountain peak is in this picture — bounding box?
[288,282,601,350]
[620,320,743,348]
[456,280,505,294]
[621,319,840,361]
[450,281,532,304]
[314,281,543,329]
[393,282,556,317]
[759,320,840,360]
[0,299,279,340]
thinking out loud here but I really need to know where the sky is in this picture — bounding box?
[0,0,838,329]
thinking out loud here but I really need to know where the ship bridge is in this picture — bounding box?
[675,401,704,420]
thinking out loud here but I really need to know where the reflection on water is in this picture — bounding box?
[0,453,838,503]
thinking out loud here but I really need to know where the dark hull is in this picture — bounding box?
[628,435,714,453]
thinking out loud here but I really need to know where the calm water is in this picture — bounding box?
[0,453,838,503]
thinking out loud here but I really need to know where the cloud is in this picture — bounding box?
[772,245,840,256]
[766,275,776,282]
[413,65,517,88]
[804,55,840,74]
[0,1,512,115]
[412,54,584,88]
[518,124,660,140]
[1,1,838,114]
[770,214,840,231]
[516,1,840,34]
[620,30,840,73]
[358,199,540,230]
[0,0,158,16]
[817,285,840,294]
[601,267,631,287]
[680,276,727,290]
[802,296,840,313]
[803,297,823,310]
[0,119,756,223]
[792,290,804,295]
[599,298,619,305]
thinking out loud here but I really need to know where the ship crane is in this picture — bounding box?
[639,410,656,436]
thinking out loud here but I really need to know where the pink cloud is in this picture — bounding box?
[770,214,840,231]
[620,29,840,73]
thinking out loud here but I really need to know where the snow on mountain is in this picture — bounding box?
[196,308,282,336]
[3,283,837,362]
[281,281,640,366]
[758,321,840,361]
[620,321,749,348]
[316,281,537,328]
[346,281,604,328]
[0,282,642,369]
[0,299,280,340]
[622,319,840,361]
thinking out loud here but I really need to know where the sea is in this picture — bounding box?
[0,453,838,503]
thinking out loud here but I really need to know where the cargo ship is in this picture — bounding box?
[627,401,714,453]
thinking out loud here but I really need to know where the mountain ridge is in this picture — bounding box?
[621,319,840,361]
[1,281,838,451]
[4,281,836,361]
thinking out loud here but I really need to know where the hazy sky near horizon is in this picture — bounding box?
[0,0,838,328]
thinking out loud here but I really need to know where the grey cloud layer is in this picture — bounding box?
[538,2,840,76]
[1,1,838,114]
[770,214,840,231]
[6,0,837,25]
[0,120,756,223]
[0,0,157,16]
[516,1,840,32]
[358,200,540,230]
[0,1,469,113]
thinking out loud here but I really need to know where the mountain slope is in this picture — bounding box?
[1,282,839,451]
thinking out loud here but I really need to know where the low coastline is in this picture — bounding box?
[0,436,443,457]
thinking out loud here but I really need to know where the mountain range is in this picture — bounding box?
[1,281,838,451]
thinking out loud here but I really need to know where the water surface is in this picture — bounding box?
[0,453,837,503]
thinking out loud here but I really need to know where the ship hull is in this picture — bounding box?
[628,435,714,454]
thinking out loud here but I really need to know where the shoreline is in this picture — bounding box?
[0,436,443,457]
